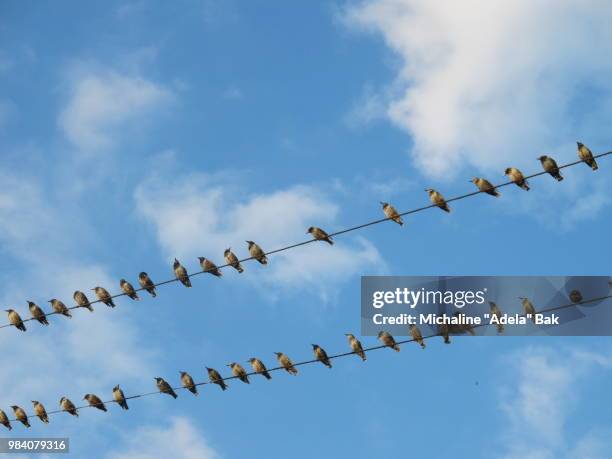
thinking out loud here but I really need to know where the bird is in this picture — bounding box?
[113,385,129,410]
[173,258,191,287]
[119,279,140,301]
[28,301,49,325]
[0,409,11,430]
[49,299,71,318]
[345,333,366,361]
[155,377,178,399]
[312,344,332,368]
[224,248,244,273]
[275,352,298,375]
[569,290,583,304]
[425,189,451,212]
[59,397,78,417]
[538,155,563,181]
[577,142,598,170]
[198,257,222,277]
[439,322,451,344]
[11,406,30,427]
[409,324,426,349]
[471,177,500,197]
[5,309,26,332]
[32,401,49,424]
[180,371,198,396]
[450,311,476,336]
[93,287,115,307]
[307,226,334,245]
[377,330,400,351]
[489,301,504,333]
[228,363,250,384]
[73,290,94,312]
[83,394,107,412]
[519,297,537,323]
[138,272,157,297]
[380,202,403,225]
[247,358,272,380]
[246,241,268,264]
[206,367,227,390]
[504,167,530,191]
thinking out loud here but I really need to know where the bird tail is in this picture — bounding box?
[109,300,116,308]
[263,372,272,380]
[183,278,192,288]
[554,173,564,181]
[65,311,72,318]
[7,425,11,431]
[440,203,451,212]
[18,324,26,332]
[325,237,334,245]
[393,345,400,352]
[521,181,530,191]
[150,290,157,297]
[444,336,450,344]
[172,393,178,399]
[25,421,31,428]
[590,160,599,170]
[42,318,49,325]
[259,257,268,265]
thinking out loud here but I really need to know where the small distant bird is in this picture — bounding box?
[224,248,244,273]
[377,330,400,351]
[577,142,598,170]
[275,352,298,375]
[138,272,157,297]
[11,406,30,427]
[450,311,476,336]
[199,257,222,277]
[569,290,583,304]
[113,385,128,410]
[519,297,537,323]
[409,324,426,349]
[439,322,451,344]
[59,397,78,417]
[32,401,48,424]
[0,409,11,430]
[155,377,177,399]
[206,367,227,390]
[73,290,94,312]
[538,155,563,181]
[312,344,332,368]
[180,371,198,396]
[489,301,504,333]
[173,259,191,287]
[307,226,334,245]
[345,333,366,361]
[505,167,530,191]
[28,301,48,325]
[425,189,451,212]
[49,299,71,318]
[247,358,272,380]
[228,362,250,384]
[246,241,268,264]
[119,279,140,301]
[6,309,26,332]
[93,287,115,308]
[83,394,107,412]
[471,177,500,197]
[380,201,403,226]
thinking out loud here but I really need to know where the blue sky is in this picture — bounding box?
[1,1,612,458]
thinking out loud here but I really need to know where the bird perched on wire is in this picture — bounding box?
[93,287,115,308]
[275,352,298,375]
[74,290,94,312]
[345,333,366,361]
[247,358,272,380]
[228,363,250,384]
[49,299,71,318]
[577,142,598,170]
[155,377,177,399]
[380,201,403,226]
[246,241,268,264]
[207,367,227,390]
[409,324,426,349]
[224,248,244,273]
[11,406,30,427]
[173,258,191,287]
[138,272,157,297]
[307,226,334,245]
[198,257,222,277]
[83,394,107,412]
[519,297,537,323]
[504,167,530,191]
[377,330,400,351]
[0,409,11,430]
[28,301,48,325]
[312,344,332,368]
[538,155,563,181]
[6,309,26,332]
[59,397,78,417]
[450,312,476,336]
[489,301,504,333]
[113,385,128,410]
[119,279,140,301]
[426,189,451,212]
[471,177,500,197]
[180,371,198,396]
[32,401,48,424]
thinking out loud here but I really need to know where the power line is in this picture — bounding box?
[2,151,610,331]
[4,293,611,425]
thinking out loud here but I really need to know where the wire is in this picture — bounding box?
[4,293,611,424]
[1,151,610,330]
